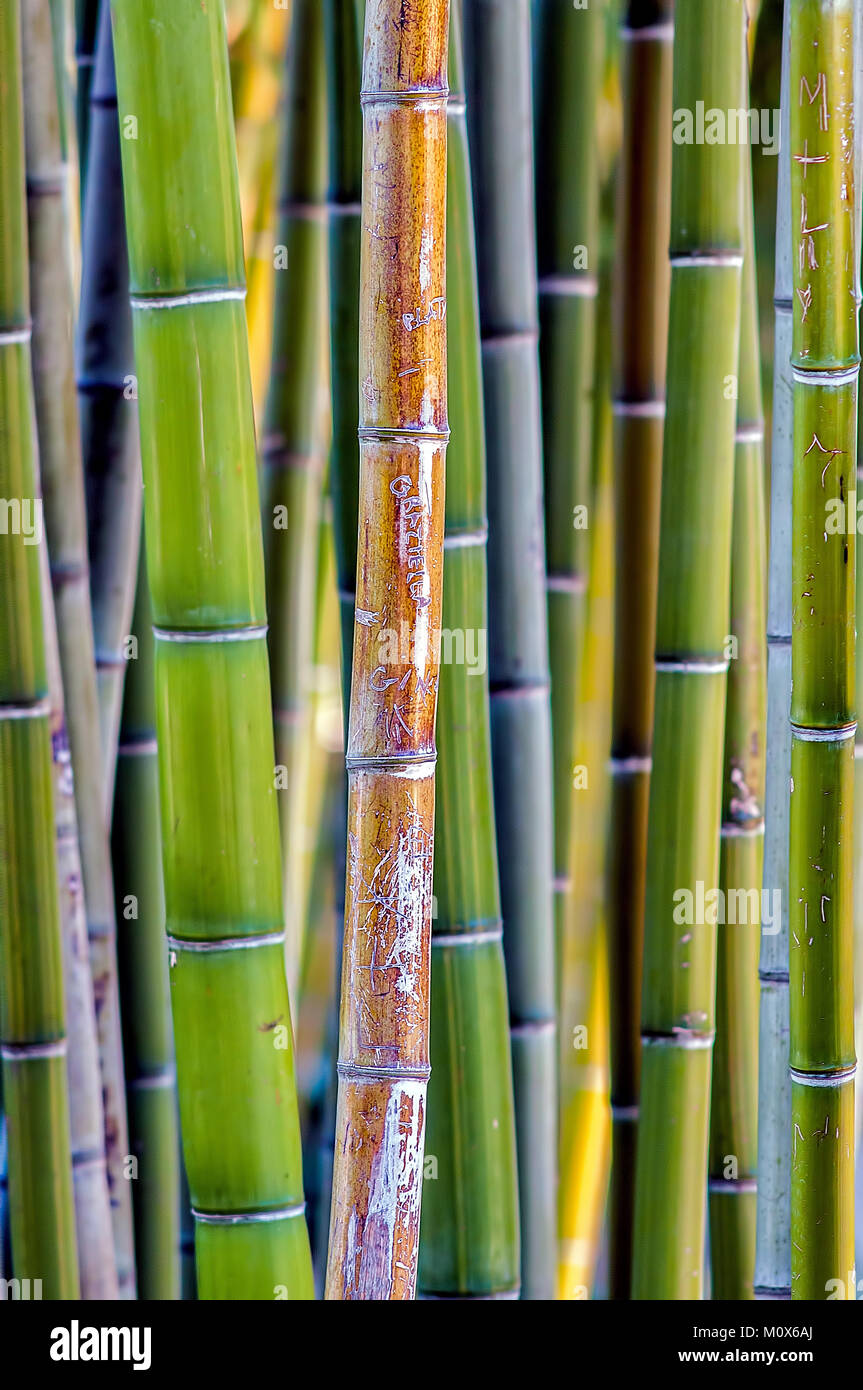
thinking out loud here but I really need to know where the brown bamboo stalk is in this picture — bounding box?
[324,0,450,1301]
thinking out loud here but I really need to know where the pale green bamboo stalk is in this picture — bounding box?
[0,0,79,1300]
[708,146,766,1302]
[788,0,857,1301]
[111,0,313,1298]
[632,0,746,1300]
[605,0,673,1299]
[42,547,118,1299]
[23,0,136,1298]
[463,0,556,1301]
[754,0,793,1302]
[262,0,328,1003]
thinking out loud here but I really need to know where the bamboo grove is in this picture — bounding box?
[2,0,863,1310]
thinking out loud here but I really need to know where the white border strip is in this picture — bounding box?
[790,1065,856,1087]
[432,928,503,949]
[2,1039,67,1061]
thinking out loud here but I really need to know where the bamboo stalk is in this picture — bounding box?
[557,316,615,1300]
[110,0,313,1299]
[262,0,328,1003]
[605,0,673,1299]
[75,0,100,192]
[754,0,793,1302]
[533,0,601,1133]
[708,146,766,1302]
[631,0,746,1300]
[325,0,450,1301]
[0,0,79,1299]
[23,0,135,1298]
[77,0,142,816]
[788,0,857,1301]
[417,1,519,1300]
[112,537,181,1300]
[42,547,118,1298]
[463,0,556,1301]
[323,0,364,715]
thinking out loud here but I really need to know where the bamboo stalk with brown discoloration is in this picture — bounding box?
[325,0,450,1302]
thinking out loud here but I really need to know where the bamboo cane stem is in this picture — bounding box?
[23,0,136,1298]
[417,0,519,1299]
[631,0,746,1300]
[77,0,142,818]
[606,0,673,1300]
[42,547,118,1298]
[112,538,181,1300]
[111,0,313,1299]
[325,0,450,1301]
[708,137,766,1302]
[788,0,857,1301]
[0,0,79,1300]
[463,0,556,1300]
[323,0,364,720]
[262,0,328,1004]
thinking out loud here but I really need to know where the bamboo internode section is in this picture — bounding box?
[111,0,312,1299]
[325,0,449,1302]
[788,0,858,1300]
[632,0,746,1299]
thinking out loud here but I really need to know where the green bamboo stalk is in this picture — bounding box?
[112,537,181,1300]
[323,0,364,716]
[463,0,556,1302]
[788,0,857,1302]
[417,2,519,1300]
[534,0,601,1050]
[42,547,118,1298]
[110,0,313,1300]
[754,0,793,1303]
[262,0,328,1004]
[605,0,673,1300]
[77,0,142,817]
[708,147,766,1302]
[324,0,450,1301]
[631,0,746,1300]
[23,0,136,1298]
[0,0,79,1300]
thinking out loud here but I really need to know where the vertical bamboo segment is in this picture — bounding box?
[75,0,100,191]
[111,0,313,1299]
[534,0,600,1045]
[0,0,79,1300]
[631,0,746,1300]
[325,0,449,1302]
[23,0,135,1298]
[462,0,556,1301]
[262,0,328,1002]
[708,152,766,1302]
[754,0,793,1302]
[77,0,142,815]
[788,0,857,1301]
[112,541,181,1300]
[606,0,673,1300]
[323,0,364,714]
[417,3,519,1300]
[43,552,118,1299]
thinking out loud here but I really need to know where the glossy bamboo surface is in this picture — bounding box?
[325,0,450,1301]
